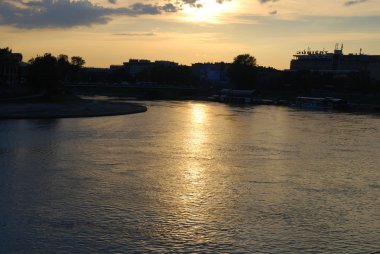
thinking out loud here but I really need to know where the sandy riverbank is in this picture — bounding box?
[0,100,147,119]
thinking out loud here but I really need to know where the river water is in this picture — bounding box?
[0,101,380,253]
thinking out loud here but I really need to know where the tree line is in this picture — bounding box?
[2,46,379,96]
[28,53,85,96]
[1,47,85,97]
[0,47,13,56]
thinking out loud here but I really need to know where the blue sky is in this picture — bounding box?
[1,0,379,69]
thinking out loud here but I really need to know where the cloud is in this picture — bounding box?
[161,3,178,12]
[181,0,198,4]
[257,0,279,16]
[178,0,202,8]
[0,0,180,28]
[179,0,231,8]
[258,0,279,4]
[113,32,156,36]
[0,0,234,28]
[344,0,368,6]
[269,10,277,15]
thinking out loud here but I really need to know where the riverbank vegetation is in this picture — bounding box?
[229,54,257,89]
[27,53,85,101]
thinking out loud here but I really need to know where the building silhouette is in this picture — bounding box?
[0,52,23,88]
[290,44,380,81]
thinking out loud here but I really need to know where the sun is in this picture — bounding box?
[181,0,237,23]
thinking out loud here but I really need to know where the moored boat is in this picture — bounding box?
[294,96,347,110]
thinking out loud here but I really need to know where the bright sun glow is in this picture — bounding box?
[181,0,237,23]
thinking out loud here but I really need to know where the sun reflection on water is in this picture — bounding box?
[182,103,210,193]
[191,104,206,124]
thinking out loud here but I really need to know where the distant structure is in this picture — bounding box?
[191,62,229,88]
[0,52,23,88]
[77,67,110,83]
[290,44,380,81]
[219,89,256,103]
[121,59,179,77]
[124,59,152,77]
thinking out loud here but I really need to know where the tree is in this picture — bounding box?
[233,54,257,67]
[70,56,86,82]
[229,54,257,89]
[71,56,85,69]
[27,53,86,96]
[0,47,12,56]
[28,53,62,95]
[57,54,71,81]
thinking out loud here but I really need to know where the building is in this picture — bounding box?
[154,60,178,67]
[110,65,124,71]
[290,44,380,81]
[122,59,179,77]
[0,52,23,88]
[123,59,152,77]
[255,67,282,90]
[77,67,110,83]
[191,62,229,88]
[219,89,256,103]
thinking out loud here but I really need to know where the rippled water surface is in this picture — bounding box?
[1,101,380,253]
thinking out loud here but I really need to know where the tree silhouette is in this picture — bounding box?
[233,54,257,67]
[229,54,257,89]
[70,56,86,81]
[28,53,62,95]
[71,56,85,69]
[27,53,86,96]
[57,54,71,81]
[0,47,12,56]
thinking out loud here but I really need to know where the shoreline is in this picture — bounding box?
[1,95,379,120]
[0,99,147,119]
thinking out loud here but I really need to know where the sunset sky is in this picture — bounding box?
[1,0,380,69]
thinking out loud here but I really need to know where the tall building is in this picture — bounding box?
[0,52,23,87]
[123,59,152,77]
[191,62,229,88]
[290,44,380,81]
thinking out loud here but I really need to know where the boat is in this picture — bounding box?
[294,96,347,110]
[218,89,256,104]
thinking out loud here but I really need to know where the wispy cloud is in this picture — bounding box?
[269,10,278,15]
[345,0,368,6]
[258,0,279,4]
[113,32,156,36]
